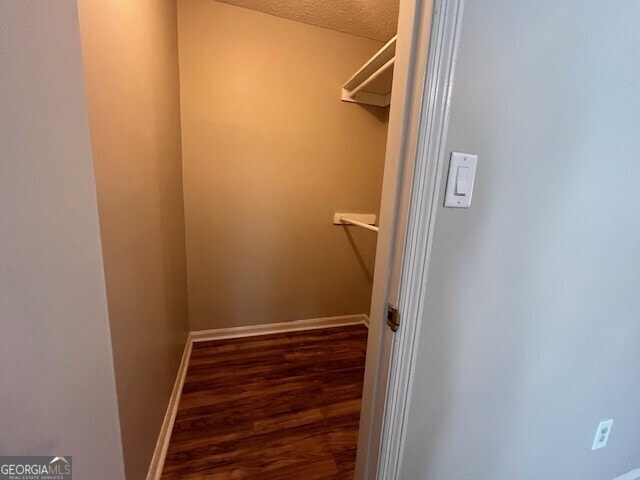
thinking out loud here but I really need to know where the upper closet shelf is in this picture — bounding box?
[341,36,396,107]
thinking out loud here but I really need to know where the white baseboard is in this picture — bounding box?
[146,313,368,478]
[145,335,192,480]
[190,313,369,342]
[614,468,640,480]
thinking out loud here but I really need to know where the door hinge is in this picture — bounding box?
[387,304,400,332]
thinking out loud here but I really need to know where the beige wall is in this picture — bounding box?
[178,0,389,330]
[77,1,189,478]
[0,1,124,478]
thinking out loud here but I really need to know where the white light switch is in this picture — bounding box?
[444,152,478,208]
[455,166,470,195]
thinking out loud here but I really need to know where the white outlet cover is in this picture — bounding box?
[592,419,613,450]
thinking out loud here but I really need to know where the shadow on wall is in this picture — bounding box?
[361,104,391,122]
[340,103,389,285]
[341,225,375,284]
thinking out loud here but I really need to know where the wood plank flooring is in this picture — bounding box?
[161,324,369,480]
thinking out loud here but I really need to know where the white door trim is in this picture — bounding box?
[613,468,640,480]
[354,0,439,477]
[376,0,466,478]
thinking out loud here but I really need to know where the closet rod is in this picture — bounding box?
[339,216,379,233]
[349,57,395,99]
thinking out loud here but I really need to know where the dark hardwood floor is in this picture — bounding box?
[161,324,369,480]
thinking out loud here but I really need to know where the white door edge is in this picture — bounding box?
[376,0,466,478]
[353,0,437,477]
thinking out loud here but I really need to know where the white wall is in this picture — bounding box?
[401,1,640,479]
[0,2,125,478]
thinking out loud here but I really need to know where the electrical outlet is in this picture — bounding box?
[592,419,613,450]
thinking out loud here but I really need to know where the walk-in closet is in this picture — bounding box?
[75,0,401,477]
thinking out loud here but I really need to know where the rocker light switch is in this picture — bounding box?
[445,152,478,208]
[454,166,470,195]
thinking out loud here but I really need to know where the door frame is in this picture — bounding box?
[355,0,465,477]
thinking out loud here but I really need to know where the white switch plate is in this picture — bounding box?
[444,152,478,208]
[592,419,613,450]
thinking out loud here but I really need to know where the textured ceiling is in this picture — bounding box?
[214,0,399,42]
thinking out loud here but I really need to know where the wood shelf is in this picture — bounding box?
[341,36,396,107]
